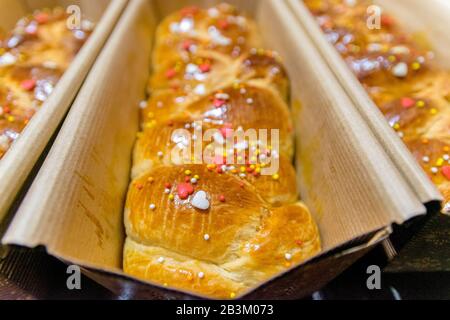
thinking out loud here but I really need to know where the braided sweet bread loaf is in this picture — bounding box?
[305,0,450,214]
[0,8,93,159]
[123,4,321,299]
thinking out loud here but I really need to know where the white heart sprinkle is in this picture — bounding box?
[191,191,210,210]
[392,62,408,78]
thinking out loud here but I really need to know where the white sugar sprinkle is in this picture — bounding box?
[204,234,210,241]
[198,272,205,279]
[157,257,165,263]
[392,62,408,78]
[285,253,292,261]
[139,100,147,109]
[215,93,230,100]
[149,204,156,210]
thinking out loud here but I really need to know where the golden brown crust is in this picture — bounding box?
[153,3,262,69]
[123,4,321,298]
[0,8,92,159]
[305,0,450,213]
[124,202,320,299]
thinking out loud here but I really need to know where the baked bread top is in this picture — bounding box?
[305,0,450,214]
[123,3,321,299]
[0,8,93,159]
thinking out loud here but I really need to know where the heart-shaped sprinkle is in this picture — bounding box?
[217,19,229,30]
[400,97,415,109]
[213,98,226,108]
[181,39,193,51]
[35,12,49,24]
[177,182,194,200]
[166,68,177,79]
[191,191,210,210]
[442,166,450,180]
[199,63,211,73]
[21,79,36,91]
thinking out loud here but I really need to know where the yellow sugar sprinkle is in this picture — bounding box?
[436,158,444,167]
[7,116,15,122]
[430,108,438,115]
[255,167,261,174]
[148,177,154,183]
[169,194,174,201]
[388,55,396,62]
[411,62,421,70]
[416,100,425,108]
[144,121,156,129]
[230,292,236,299]
[240,167,246,173]
[194,175,200,180]
[185,170,192,176]
[272,174,280,181]
[393,123,400,130]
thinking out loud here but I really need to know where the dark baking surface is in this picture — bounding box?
[1,244,449,300]
[386,213,450,273]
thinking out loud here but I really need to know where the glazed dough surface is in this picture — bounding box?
[123,4,321,299]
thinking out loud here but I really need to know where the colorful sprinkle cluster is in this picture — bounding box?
[0,8,93,159]
[305,0,450,213]
[127,4,301,296]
